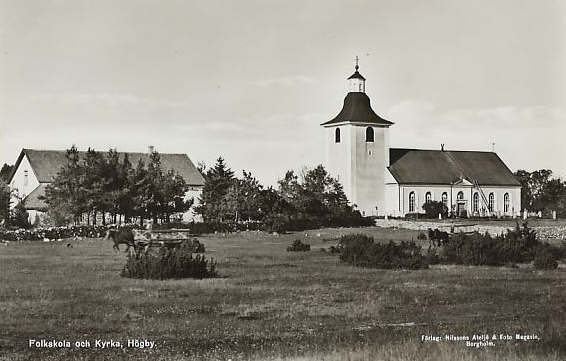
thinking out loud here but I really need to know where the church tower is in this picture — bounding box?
[321,59,393,216]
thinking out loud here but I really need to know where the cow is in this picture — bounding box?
[105,228,136,252]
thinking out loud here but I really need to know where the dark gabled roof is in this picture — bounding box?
[388,148,520,186]
[23,184,48,211]
[321,92,393,126]
[10,149,205,186]
[347,71,366,80]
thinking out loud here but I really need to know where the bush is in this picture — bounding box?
[422,201,448,219]
[11,202,31,229]
[439,222,542,266]
[0,224,117,241]
[182,238,205,253]
[338,234,428,270]
[287,239,310,252]
[425,247,440,265]
[404,213,421,220]
[417,232,427,240]
[533,246,559,270]
[121,245,217,280]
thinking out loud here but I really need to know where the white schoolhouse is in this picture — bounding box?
[8,148,204,222]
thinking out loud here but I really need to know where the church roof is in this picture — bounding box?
[10,149,205,186]
[321,92,393,126]
[388,148,520,186]
[347,71,366,80]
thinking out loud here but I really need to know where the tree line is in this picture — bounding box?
[4,150,565,229]
[514,169,566,216]
[196,157,369,231]
[41,146,192,226]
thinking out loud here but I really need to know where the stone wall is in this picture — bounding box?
[374,219,566,240]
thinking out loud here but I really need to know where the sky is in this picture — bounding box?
[1,0,565,186]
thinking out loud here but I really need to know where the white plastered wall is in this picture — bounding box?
[9,154,40,209]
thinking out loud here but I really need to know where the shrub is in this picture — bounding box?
[422,201,448,219]
[183,238,205,253]
[263,214,291,234]
[0,224,118,242]
[339,234,428,269]
[11,202,31,229]
[404,213,421,220]
[533,246,559,270]
[439,222,542,266]
[287,239,310,252]
[121,245,217,280]
[425,247,440,265]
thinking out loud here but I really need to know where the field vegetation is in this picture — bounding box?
[1,226,565,360]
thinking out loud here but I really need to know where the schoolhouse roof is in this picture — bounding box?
[22,183,48,211]
[10,149,205,186]
[388,148,520,186]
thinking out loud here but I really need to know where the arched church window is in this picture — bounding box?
[365,127,374,142]
[409,192,416,213]
[425,192,432,203]
[473,193,479,213]
[441,192,448,206]
[335,128,341,143]
[457,191,464,200]
[488,193,494,212]
[504,193,510,213]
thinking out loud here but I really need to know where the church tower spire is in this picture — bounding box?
[348,56,366,93]
[321,59,393,217]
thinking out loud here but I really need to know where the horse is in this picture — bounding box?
[105,228,136,252]
[427,228,450,248]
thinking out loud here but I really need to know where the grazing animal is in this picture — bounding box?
[428,228,450,247]
[105,229,135,252]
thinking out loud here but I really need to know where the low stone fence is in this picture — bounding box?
[376,219,511,236]
[374,219,566,240]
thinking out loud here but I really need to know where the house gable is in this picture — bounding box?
[9,152,41,209]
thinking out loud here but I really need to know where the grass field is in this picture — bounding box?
[1,226,565,360]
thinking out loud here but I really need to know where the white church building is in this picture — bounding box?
[322,62,521,218]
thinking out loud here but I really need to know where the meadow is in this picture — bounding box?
[1,225,565,361]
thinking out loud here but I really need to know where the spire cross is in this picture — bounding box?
[355,56,359,70]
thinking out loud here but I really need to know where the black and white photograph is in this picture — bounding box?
[1,1,565,360]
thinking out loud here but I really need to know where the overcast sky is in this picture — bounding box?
[1,0,565,185]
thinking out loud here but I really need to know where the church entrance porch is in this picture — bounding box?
[456,200,468,217]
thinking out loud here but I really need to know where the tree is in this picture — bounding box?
[0,180,11,225]
[196,157,235,222]
[514,169,566,215]
[43,145,87,224]
[118,153,134,223]
[11,201,30,229]
[82,148,106,225]
[514,170,533,210]
[160,169,191,222]
[0,164,14,182]
[422,200,448,218]
[221,170,264,222]
[274,164,360,227]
